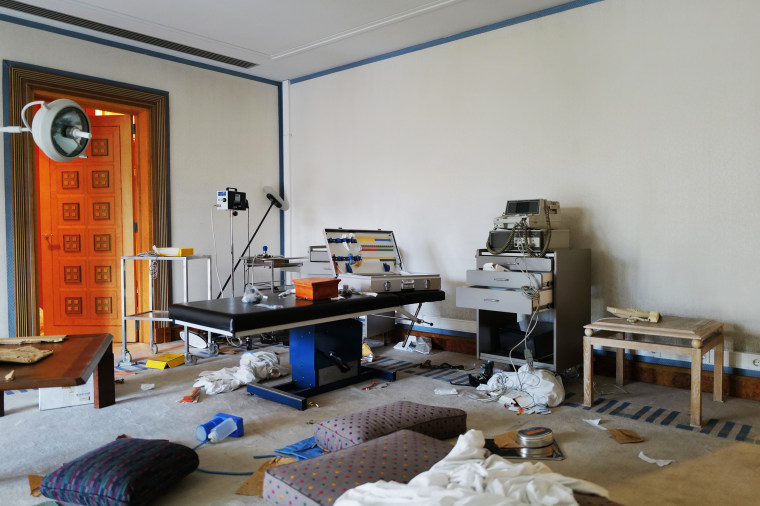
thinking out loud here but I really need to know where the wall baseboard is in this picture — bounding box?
[593,354,760,402]
[386,327,760,402]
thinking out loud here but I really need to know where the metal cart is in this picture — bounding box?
[120,254,211,363]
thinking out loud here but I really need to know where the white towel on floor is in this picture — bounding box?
[193,351,289,394]
[335,430,608,506]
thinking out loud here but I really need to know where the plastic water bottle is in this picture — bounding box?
[208,417,237,443]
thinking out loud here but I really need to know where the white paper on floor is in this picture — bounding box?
[638,451,674,467]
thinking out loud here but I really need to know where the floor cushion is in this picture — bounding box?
[314,400,466,452]
[39,438,198,506]
[263,429,454,505]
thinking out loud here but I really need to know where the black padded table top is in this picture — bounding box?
[169,290,445,335]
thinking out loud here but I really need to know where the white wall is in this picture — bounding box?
[0,20,281,336]
[288,0,760,353]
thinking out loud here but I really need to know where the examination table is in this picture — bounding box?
[169,290,445,409]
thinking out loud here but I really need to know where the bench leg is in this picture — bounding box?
[616,348,626,386]
[690,347,702,427]
[583,335,593,407]
[714,336,724,402]
[93,345,116,409]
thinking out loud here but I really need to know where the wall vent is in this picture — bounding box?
[0,0,257,68]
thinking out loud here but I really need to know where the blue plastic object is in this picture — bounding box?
[196,413,244,442]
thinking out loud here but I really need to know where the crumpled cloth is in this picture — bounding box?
[335,429,608,506]
[193,351,290,395]
[477,364,565,408]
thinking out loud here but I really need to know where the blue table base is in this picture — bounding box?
[246,319,396,410]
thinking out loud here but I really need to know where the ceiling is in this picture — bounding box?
[0,0,579,82]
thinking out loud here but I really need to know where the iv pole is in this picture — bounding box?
[216,187,289,299]
[217,200,277,299]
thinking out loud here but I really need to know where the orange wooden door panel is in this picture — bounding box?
[38,115,134,337]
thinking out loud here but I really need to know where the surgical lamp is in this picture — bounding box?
[1,99,92,162]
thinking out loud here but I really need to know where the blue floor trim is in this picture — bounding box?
[563,392,758,444]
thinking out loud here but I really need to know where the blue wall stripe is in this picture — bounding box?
[2,61,14,336]
[290,0,605,84]
[593,348,760,380]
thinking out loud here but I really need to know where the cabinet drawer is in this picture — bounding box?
[456,286,552,313]
[465,270,552,289]
[475,255,552,272]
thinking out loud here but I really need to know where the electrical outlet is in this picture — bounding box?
[753,358,760,367]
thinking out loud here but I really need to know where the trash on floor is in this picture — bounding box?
[5,369,15,381]
[196,413,244,443]
[140,384,155,391]
[361,342,374,363]
[179,387,200,403]
[193,351,290,395]
[274,436,323,460]
[584,418,608,430]
[27,474,43,497]
[236,456,297,497]
[608,429,645,444]
[434,387,458,395]
[145,353,184,369]
[420,360,465,370]
[393,336,432,354]
[638,451,674,467]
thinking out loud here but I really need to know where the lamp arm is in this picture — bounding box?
[216,200,276,299]
[0,126,28,133]
[20,101,46,130]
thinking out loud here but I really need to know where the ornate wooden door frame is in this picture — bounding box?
[4,62,169,336]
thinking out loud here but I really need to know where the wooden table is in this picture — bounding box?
[583,316,723,427]
[0,333,115,416]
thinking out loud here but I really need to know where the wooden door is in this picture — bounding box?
[37,115,135,338]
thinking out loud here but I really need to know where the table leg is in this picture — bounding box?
[690,347,702,427]
[583,335,593,407]
[93,345,116,409]
[714,335,724,402]
[616,348,625,386]
[0,393,4,417]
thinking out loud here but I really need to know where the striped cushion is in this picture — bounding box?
[40,438,198,506]
[314,400,466,452]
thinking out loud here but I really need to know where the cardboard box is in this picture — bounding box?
[293,277,340,300]
[145,352,185,369]
[39,374,94,411]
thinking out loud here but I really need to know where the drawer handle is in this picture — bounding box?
[484,298,500,302]
[494,278,510,282]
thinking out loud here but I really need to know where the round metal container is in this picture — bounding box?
[518,445,554,459]
[517,427,554,448]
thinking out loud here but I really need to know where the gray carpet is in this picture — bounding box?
[1,340,759,505]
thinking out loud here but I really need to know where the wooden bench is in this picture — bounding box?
[583,316,723,427]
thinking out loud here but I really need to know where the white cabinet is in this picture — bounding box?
[456,249,590,372]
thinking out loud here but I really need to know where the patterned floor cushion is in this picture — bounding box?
[314,400,466,452]
[39,438,198,506]
[263,429,454,505]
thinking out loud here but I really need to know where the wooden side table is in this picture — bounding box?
[0,333,115,416]
[583,316,724,427]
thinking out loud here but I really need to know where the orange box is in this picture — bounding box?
[293,277,340,300]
